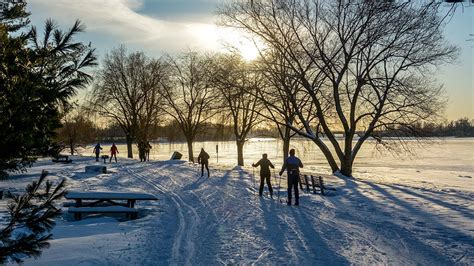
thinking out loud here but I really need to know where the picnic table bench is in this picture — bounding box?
[64,191,158,220]
[101,155,109,163]
[52,155,72,163]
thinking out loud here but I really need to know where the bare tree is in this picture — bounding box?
[160,51,217,162]
[212,54,263,166]
[219,0,458,176]
[91,46,166,158]
[57,104,96,155]
[255,50,325,164]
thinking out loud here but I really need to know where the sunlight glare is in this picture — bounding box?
[235,38,260,61]
[189,23,264,61]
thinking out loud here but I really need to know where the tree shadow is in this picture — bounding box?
[256,197,350,264]
[383,183,473,221]
[341,178,473,264]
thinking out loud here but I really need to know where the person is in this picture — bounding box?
[279,149,303,206]
[197,148,210,177]
[92,143,102,162]
[252,153,275,197]
[110,143,119,163]
[138,141,146,162]
[145,141,152,161]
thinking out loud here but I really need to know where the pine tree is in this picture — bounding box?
[0,170,66,264]
[0,1,97,178]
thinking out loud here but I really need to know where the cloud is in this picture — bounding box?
[29,0,167,44]
[26,0,230,54]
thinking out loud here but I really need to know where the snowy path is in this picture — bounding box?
[115,161,349,264]
[120,164,201,264]
[9,157,473,265]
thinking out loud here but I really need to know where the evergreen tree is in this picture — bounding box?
[0,170,66,264]
[0,1,97,178]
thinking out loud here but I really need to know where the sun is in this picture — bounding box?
[236,39,261,61]
[189,23,265,61]
[222,29,264,61]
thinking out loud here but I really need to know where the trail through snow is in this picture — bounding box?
[2,156,472,265]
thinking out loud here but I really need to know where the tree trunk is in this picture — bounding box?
[339,132,355,177]
[69,141,74,155]
[187,138,194,163]
[312,139,340,173]
[340,155,353,177]
[126,135,133,158]
[236,139,244,166]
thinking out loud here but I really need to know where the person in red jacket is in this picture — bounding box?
[110,143,119,163]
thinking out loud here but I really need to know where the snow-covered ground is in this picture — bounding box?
[1,138,473,265]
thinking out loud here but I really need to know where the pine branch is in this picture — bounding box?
[0,170,66,264]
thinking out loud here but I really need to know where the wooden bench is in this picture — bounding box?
[299,175,327,195]
[68,206,139,220]
[64,191,158,220]
[52,155,72,163]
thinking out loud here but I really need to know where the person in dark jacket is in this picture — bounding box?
[145,141,152,161]
[138,141,146,162]
[252,153,275,197]
[92,143,102,162]
[197,148,210,177]
[279,149,303,205]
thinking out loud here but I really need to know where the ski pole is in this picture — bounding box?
[252,166,256,196]
[277,171,282,204]
[272,169,278,188]
[272,168,277,198]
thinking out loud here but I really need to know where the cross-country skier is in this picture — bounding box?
[145,141,152,161]
[110,143,119,163]
[252,153,275,197]
[92,143,102,162]
[279,149,303,205]
[138,141,146,162]
[197,148,210,177]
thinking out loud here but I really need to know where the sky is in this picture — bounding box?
[26,0,473,121]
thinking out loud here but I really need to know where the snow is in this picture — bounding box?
[0,138,472,265]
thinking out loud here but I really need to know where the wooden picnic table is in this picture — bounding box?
[64,191,158,220]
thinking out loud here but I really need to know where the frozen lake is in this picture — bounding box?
[79,137,474,189]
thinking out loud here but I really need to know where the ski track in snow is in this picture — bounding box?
[11,156,474,265]
[120,163,200,265]
[117,161,472,265]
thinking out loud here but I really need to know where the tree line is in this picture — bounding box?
[1,0,466,179]
[86,0,461,177]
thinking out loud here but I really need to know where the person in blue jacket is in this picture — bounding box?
[279,149,303,205]
[92,143,102,162]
